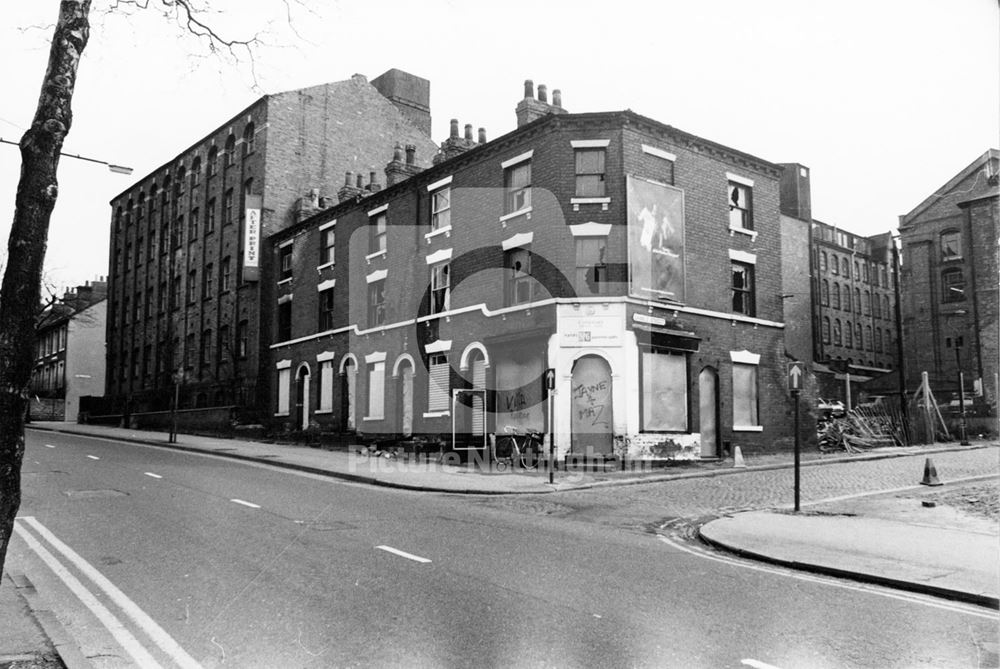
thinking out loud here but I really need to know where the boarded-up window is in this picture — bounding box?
[367,362,385,420]
[642,351,687,431]
[428,354,450,412]
[319,360,334,412]
[732,363,759,428]
[277,368,290,415]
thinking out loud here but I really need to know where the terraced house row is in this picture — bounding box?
[265,82,813,459]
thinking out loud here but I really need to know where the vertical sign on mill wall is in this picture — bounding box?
[242,194,262,282]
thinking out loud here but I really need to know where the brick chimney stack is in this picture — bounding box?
[434,118,483,164]
[516,79,567,127]
[338,171,363,202]
[385,143,426,186]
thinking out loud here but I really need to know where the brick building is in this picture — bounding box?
[31,280,108,421]
[898,149,999,418]
[103,69,438,418]
[266,81,807,459]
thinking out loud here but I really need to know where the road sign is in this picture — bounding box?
[787,361,804,392]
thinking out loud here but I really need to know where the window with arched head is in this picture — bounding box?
[207,146,218,177]
[833,319,842,345]
[224,134,236,168]
[190,156,201,186]
[242,123,255,155]
[174,166,185,197]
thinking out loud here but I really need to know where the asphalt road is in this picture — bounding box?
[9,430,998,668]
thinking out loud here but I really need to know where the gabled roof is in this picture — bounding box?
[901,149,999,224]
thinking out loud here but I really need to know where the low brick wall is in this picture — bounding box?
[84,406,238,435]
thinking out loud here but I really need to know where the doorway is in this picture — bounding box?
[341,358,356,432]
[295,364,310,431]
[571,355,614,456]
[399,361,413,437]
[699,367,719,457]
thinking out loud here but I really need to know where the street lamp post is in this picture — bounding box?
[954,341,970,445]
[948,301,970,446]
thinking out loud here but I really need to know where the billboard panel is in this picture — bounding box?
[627,175,685,302]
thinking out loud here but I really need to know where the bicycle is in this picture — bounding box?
[492,425,544,471]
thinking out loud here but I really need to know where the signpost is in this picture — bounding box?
[787,361,804,511]
[545,368,556,484]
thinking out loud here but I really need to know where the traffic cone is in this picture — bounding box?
[732,445,747,469]
[920,458,943,486]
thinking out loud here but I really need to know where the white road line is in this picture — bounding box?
[743,660,783,669]
[19,516,203,669]
[144,472,163,479]
[230,499,261,509]
[375,545,432,563]
[44,444,55,448]
[12,520,164,669]
[656,535,998,620]
[86,455,100,460]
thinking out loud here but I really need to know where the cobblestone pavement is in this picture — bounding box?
[473,446,1000,531]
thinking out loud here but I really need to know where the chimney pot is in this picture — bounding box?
[356,173,364,188]
[450,118,459,139]
[552,89,562,107]
[478,127,487,144]
[405,144,416,165]
[344,171,353,186]
[537,84,548,103]
[369,170,377,186]
[464,124,473,141]
[393,143,404,162]
[523,79,534,99]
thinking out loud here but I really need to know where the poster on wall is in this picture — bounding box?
[242,194,262,282]
[627,175,685,302]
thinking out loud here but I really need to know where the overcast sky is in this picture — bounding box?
[1,0,997,293]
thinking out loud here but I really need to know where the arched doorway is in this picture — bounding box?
[341,357,357,432]
[571,355,613,457]
[398,360,413,438]
[698,367,719,457]
[295,364,310,431]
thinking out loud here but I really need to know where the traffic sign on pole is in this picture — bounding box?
[786,360,804,511]
[787,361,804,392]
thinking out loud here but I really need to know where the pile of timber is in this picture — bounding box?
[818,401,909,453]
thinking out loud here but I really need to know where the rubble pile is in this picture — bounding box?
[818,401,909,452]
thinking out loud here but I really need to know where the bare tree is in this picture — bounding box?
[0,0,305,577]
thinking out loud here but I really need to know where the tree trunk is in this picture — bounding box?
[0,1,90,576]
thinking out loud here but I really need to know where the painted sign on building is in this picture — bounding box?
[243,194,262,282]
[627,175,685,302]
[560,312,622,347]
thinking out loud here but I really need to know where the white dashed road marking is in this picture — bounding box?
[86,455,100,460]
[44,444,55,448]
[230,499,261,509]
[375,545,431,563]
[144,472,163,479]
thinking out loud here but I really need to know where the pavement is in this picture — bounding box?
[3,421,998,667]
